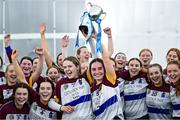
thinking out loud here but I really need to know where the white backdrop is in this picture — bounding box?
[0,0,180,69]
[87,0,180,68]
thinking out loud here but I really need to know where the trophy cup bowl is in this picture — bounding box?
[87,2,106,21]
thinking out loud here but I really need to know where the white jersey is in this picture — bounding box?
[116,78,125,112]
[170,85,180,117]
[3,88,13,100]
[124,77,148,119]
[56,77,93,120]
[91,77,124,120]
[29,102,57,120]
[146,84,172,119]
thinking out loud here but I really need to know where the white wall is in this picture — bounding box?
[87,0,180,68]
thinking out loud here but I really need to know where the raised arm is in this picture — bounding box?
[61,35,69,61]
[103,27,114,57]
[11,50,27,84]
[40,23,49,52]
[40,23,53,68]
[4,34,13,63]
[31,48,44,84]
[102,43,116,85]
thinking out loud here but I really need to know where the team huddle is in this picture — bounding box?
[0,23,179,120]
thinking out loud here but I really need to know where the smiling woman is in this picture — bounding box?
[0,83,30,119]
[0,64,17,105]
[29,79,57,119]
[48,56,93,120]
[146,63,171,119]
[167,61,180,119]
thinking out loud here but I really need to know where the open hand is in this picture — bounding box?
[35,48,44,56]
[4,34,11,46]
[61,35,69,48]
[40,23,46,35]
[60,105,74,113]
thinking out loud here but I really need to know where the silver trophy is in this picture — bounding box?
[76,2,106,53]
[87,2,106,21]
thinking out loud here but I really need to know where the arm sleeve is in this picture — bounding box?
[5,45,13,63]
[48,98,62,112]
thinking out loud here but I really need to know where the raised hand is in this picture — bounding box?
[4,34,11,46]
[103,27,112,38]
[40,23,46,35]
[35,48,44,56]
[60,105,75,113]
[11,50,19,60]
[61,35,69,48]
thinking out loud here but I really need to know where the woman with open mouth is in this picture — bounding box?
[11,49,57,119]
[146,63,171,119]
[163,48,180,75]
[139,48,153,72]
[4,34,44,87]
[32,65,61,90]
[48,56,93,120]
[29,78,57,119]
[114,52,127,72]
[89,44,124,120]
[0,64,18,106]
[0,82,30,119]
[167,61,180,119]
[117,58,149,119]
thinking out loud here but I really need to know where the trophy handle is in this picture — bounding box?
[86,2,92,11]
[99,12,106,20]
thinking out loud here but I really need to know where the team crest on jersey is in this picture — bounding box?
[78,79,82,85]
[63,84,68,90]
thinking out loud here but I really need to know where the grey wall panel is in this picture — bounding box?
[5,0,53,33]
[6,38,54,61]
[0,41,2,59]
[56,0,85,32]
[0,0,2,60]
[0,0,3,34]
